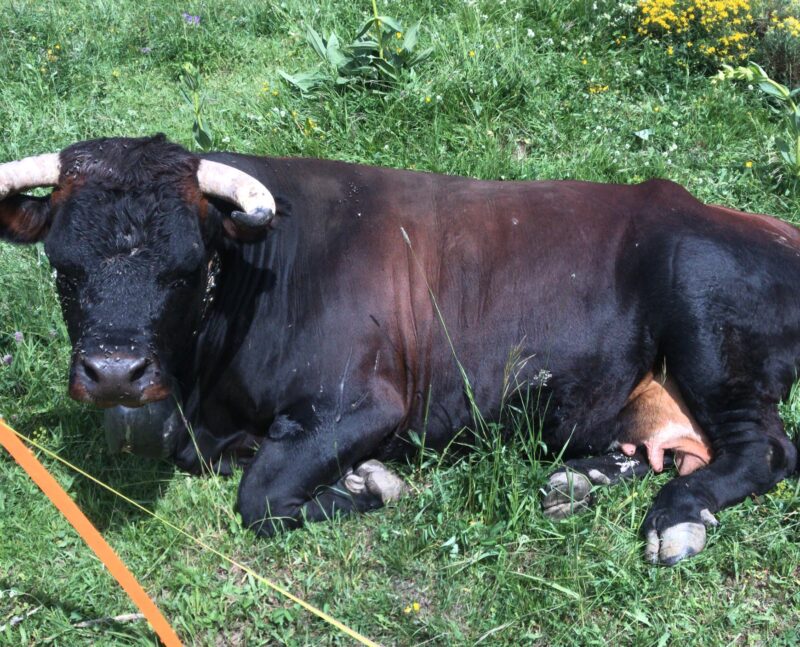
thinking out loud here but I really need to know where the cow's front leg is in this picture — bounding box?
[643,410,797,565]
[236,408,408,536]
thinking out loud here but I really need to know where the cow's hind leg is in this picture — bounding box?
[541,449,653,519]
[236,407,409,537]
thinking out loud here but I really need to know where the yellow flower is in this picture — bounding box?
[55,43,61,49]
[653,106,661,112]
[469,50,476,57]
[581,58,588,65]
[667,45,674,55]
[403,601,421,613]
[396,32,402,39]
[111,68,120,78]
[744,160,753,168]
[425,95,431,103]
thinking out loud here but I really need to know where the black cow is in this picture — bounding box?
[1,135,797,565]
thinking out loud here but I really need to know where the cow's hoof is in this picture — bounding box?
[345,460,409,504]
[541,470,593,520]
[644,508,717,565]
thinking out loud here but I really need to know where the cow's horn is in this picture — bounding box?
[0,153,61,201]
[196,160,276,228]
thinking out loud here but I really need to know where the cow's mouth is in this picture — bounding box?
[69,352,172,408]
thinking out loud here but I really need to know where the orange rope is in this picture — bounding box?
[0,419,182,646]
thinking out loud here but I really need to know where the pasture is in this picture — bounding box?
[1,0,799,644]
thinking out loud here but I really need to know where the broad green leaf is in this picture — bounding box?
[350,40,380,54]
[305,26,328,61]
[758,80,790,100]
[376,15,403,33]
[192,123,212,151]
[408,47,433,66]
[355,17,377,40]
[278,68,326,93]
[777,139,797,165]
[403,22,419,51]
[325,33,348,68]
[373,58,398,80]
[748,62,767,78]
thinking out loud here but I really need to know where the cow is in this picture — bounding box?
[1,134,797,565]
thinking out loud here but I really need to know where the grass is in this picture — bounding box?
[1,0,800,644]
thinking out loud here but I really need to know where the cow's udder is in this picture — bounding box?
[619,371,713,476]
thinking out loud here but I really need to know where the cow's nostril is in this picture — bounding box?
[82,358,101,383]
[129,358,150,383]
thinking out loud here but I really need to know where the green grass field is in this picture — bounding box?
[1,1,800,644]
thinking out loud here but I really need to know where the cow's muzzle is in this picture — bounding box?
[70,352,171,408]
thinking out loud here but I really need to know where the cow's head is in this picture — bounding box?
[0,135,276,408]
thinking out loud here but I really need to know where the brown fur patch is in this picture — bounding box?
[49,175,86,209]
[179,176,209,222]
[0,195,52,242]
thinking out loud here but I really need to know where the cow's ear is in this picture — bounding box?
[0,194,53,244]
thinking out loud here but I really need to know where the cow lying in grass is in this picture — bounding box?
[1,135,797,565]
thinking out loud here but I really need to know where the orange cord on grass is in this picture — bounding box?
[1,420,382,647]
[0,418,183,647]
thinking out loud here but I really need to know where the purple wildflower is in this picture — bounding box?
[181,12,201,26]
[2,355,11,366]
[140,46,152,54]
[13,331,23,343]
